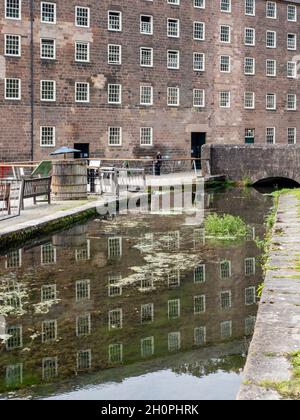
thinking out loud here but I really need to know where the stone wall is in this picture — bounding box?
[202,144,300,183]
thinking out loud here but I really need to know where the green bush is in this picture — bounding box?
[205,213,248,240]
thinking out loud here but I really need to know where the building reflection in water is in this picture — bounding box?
[0,188,272,397]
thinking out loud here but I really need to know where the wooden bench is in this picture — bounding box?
[21,177,52,210]
[0,183,11,214]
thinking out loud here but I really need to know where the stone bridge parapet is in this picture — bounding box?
[202,144,300,184]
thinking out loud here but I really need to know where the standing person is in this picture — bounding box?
[154,152,162,176]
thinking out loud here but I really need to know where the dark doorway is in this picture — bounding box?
[191,133,206,169]
[74,143,90,159]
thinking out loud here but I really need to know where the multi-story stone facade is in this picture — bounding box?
[0,0,300,162]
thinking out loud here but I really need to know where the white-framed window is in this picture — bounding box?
[6,326,22,350]
[40,126,55,147]
[194,326,206,346]
[245,0,255,16]
[287,33,297,50]
[266,127,275,144]
[140,15,153,35]
[141,336,154,358]
[75,41,90,62]
[220,55,230,72]
[5,0,21,20]
[193,52,205,71]
[194,0,205,9]
[220,0,231,13]
[168,332,181,351]
[76,279,90,301]
[220,291,232,309]
[287,61,296,78]
[5,249,22,269]
[108,127,122,147]
[75,6,90,28]
[266,93,276,110]
[288,127,296,144]
[245,27,255,45]
[266,30,276,48]
[5,78,21,100]
[109,344,123,363]
[76,313,91,336]
[167,18,180,37]
[194,264,205,283]
[266,1,277,19]
[220,320,232,339]
[108,237,123,256]
[108,11,122,31]
[77,350,92,370]
[42,320,57,343]
[193,89,205,107]
[141,303,154,324]
[5,34,21,56]
[245,257,256,276]
[244,57,255,75]
[42,357,58,380]
[41,284,56,302]
[194,22,205,40]
[41,243,56,265]
[140,85,153,105]
[108,84,122,104]
[40,80,56,102]
[168,269,180,288]
[140,127,153,146]
[168,299,180,319]
[167,50,180,69]
[194,295,206,314]
[245,287,256,305]
[266,59,276,76]
[140,47,153,67]
[220,25,230,43]
[108,274,122,297]
[287,4,297,22]
[41,2,56,24]
[167,87,180,106]
[287,93,297,110]
[244,91,255,109]
[220,260,231,278]
[41,38,56,59]
[108,44,121,65]
[75,82,90,103]
[219,91,230,108]
[109,308,123,330]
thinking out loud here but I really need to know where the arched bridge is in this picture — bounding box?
[201,144,300,185]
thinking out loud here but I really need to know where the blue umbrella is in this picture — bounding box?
[49,146,81,159]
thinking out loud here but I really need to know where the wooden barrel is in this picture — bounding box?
[52,160,87,201]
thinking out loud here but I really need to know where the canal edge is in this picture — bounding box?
[237,192,300,400]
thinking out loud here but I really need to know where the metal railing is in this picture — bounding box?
[88,168,146,196]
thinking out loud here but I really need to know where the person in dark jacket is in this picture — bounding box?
[154,152,162,176]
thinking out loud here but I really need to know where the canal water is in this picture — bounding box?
[0,187,272,400]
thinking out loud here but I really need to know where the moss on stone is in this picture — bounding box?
[259,350,300,400]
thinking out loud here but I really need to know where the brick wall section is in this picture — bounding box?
[1,1,300,161]
[202,144,300,183]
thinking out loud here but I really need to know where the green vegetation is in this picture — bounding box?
[259,350,300,399]
[205,213,248,241]
[257,283,265,298]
